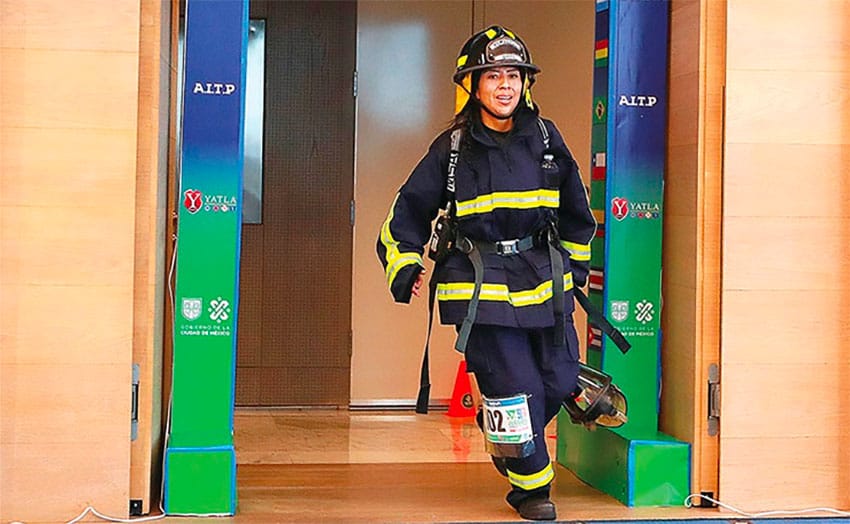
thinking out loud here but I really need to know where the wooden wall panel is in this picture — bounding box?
[131,0,170,513]
[720,436,850,509]
[661,0,724,499]
[725,70,850,147]
[721,0,850,510]
[0,1,142,521]
[724,217,849,291]
[723,289,849,365]
[725,143,849,217]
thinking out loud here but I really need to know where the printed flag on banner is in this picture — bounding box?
[594,39,609,68]
[592,152,606,180]
[593,96,607,125]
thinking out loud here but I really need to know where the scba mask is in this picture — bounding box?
[562,364,628,429]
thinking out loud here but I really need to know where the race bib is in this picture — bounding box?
[482,393,533,447]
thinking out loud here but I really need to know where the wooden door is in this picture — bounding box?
[236,1,356,406]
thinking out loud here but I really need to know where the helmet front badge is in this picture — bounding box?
[486,37,526,64]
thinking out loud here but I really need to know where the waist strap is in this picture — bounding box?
[474,235,537,256]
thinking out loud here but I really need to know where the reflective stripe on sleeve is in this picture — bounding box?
[560,240,591,262]
[436,273,573,307]
[507,462,554,491]
[455,189,559,217]
[379,194,423,287]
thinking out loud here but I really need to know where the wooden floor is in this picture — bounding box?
[163,409,722,523]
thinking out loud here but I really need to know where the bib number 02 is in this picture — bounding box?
[481,393,536,459]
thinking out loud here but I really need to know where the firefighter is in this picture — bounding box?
[376,25,595,521]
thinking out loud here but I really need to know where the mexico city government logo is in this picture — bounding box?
[181,297,202,321]
[610,300,629,322]
[180,296,231,324]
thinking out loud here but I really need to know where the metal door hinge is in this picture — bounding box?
[352,70,358,98]
[707,363,720,436]
[131,364,140,441]
[350,200,356,227]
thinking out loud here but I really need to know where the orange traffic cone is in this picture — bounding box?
[446,360,476,418]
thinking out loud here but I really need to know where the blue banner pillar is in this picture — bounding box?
[163,0,248,515]
[557,0,691,507]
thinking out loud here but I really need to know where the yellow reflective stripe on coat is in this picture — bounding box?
[507,462,554,491]
[436,273,573,307]
[385,253,422,287]
[379,194,423,286]
[560,240,591,262]
[455,189,559,217]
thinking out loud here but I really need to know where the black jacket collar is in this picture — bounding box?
[468,106,540,147]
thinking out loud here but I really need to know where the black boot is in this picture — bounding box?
[476,407,508,477]
[516,496,557,521]
[506,488,557,521]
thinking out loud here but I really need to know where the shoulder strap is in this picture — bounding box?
[536,117,550,149]
[444,128,463,212]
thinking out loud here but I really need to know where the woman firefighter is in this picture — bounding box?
[376,25,596,521]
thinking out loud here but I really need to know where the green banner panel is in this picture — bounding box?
[165,448,237,515]
[163,0,248,515]
[557,416,690,506]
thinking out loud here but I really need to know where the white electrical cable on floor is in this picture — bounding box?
[64,506,167,524]
[685,493,850,518]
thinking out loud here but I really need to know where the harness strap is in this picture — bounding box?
[415,272,440,414]
[546,229,566,348]
[574,287,632,354]
[455,242,484,353]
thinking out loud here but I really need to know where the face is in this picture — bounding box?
[475,66,523,126]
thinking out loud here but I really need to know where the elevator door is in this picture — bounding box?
[236,1,355,406]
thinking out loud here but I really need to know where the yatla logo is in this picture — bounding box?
[618,94,658,107]
[611,197,629,221]
[182,189,237,214]
[611,197,661,221]
[193,82,237,96]
[184,189,203,214]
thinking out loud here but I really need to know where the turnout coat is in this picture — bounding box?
[377,109,596,332]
